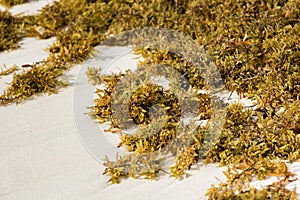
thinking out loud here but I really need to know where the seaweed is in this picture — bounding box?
[0,11,21,51]
[0,0,29,7]
[0,0,299,198]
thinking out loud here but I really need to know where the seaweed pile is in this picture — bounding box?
[0,0,299,199]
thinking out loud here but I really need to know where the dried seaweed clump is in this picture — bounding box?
[89,70,181,152]
[0,0,114,104]
[0,11,21,51]
[1,0,299,108]
[205,159,297,199]
[87,56,211,181]
[205,102,300,165]
[184,0,300,110]
[0,0,29,7]
[3,0,299,107]
[206,182,297,200]
[0,62,67,104]
[89,44,299,199]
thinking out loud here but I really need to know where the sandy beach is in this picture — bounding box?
[0,1,299,199]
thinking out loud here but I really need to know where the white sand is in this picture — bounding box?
[0,1,299,200]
